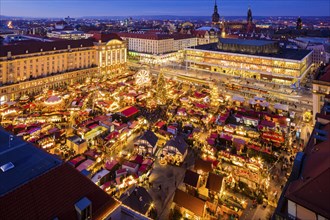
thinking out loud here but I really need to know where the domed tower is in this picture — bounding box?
[212,0,220,25]
[296,17,302,30]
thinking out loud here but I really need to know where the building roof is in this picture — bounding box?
[219,38,277,47]
[285,122,330,218]
[313,64,330,84]
[173,189,205,217]
[92,33,123,42]
[206,173,224,192]
[194,158,213,173]
[118,32,173,40]
[138,130,158,148]
[67,135,86,145]
[196,26,219,32]
[122,187,153,215]
[165,135,188,155]
[0,128,62,196]
[119,106,140,118]
[191,42,312,61]
[0,162,119,220]
[183,169,200,188]
[172,34,196,40]
[0,39,95,57]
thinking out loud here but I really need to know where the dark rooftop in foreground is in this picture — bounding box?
[190,42,312,61]
[0,128,62,196]
[0,128,120,219]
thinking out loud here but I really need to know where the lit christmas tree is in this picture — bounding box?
[210,83,220,110]
[156,70,167,105]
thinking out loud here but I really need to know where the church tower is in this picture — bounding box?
[212,0,220,25]
[296,17,303,30]
[247,6,253,33]
[247,6,253,24]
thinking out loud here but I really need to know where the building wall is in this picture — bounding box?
[185,48,313,85]
[122,36,197,55]
[312,81,330,122]
[95,39,127,75]
[0,39,127,102]
[0,47,95,85]
[287,200,326,220]
[47,31,88,40]
[306,44,326,65]
[173,38,198,51]
[121,37,174,55]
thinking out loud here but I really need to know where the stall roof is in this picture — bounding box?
[173,189,205,217]
[91,169,110,183]
[274,103,289,111]
[206,173,224,192]
[183,170,200,188]
[232,95,245,102]
[119,106,139,118]
[76,159,95,172]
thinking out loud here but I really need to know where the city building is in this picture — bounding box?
[312,64,330,121]
[0,34,126,102]
[93,34,127,75]
[211,0,220,25]
[192,27,219,45]
[273,97,330,220]
[289,37,329,66]
[185,38,313,87]
[67,135,88,154]
[47,21,89,40]
[297,17,303,30]
[117,32,197,65]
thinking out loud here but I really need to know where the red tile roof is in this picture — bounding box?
[92,33,122,42]
[0,39,95,57]
[119,106,139,118]
[0,163,119,220]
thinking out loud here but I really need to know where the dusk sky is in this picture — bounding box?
[1,0,329,17]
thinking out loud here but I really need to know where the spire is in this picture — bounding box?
[212,0,220,24]
[247,5,253,23]
[296,17,303,30]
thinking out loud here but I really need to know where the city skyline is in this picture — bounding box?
[1,0,330,18]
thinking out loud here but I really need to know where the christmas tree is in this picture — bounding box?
[210,83,220,111]
[156,70,167,105]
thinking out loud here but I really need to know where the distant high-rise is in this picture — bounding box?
[212,0,220,24]
[297,17,303,30]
